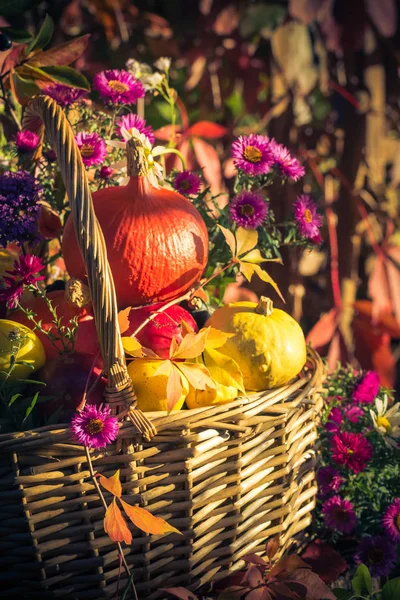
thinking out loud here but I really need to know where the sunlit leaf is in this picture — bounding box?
[181,319,196,335]
[188,121,228,139]
[104,499,132,544]
[218,225,236,257]
[99,470,122,498]
[176,361,216,391]
[204,327,235,349]
[167,365,184,412]
[29,34,90,67]
[26,14,54,54]
[153,360,172,378]
[241,249,282,265]
[236,227,258,257]
[172,328,210,360]
[240,262,285,303]
[169,336,180,358]
[120,499,181,535]
[204,347,244,393]
[122,336,144,358]
[118,307,131,335]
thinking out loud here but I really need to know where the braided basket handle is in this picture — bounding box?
[24,96,156,441]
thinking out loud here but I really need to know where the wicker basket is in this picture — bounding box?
[0,97,325,599]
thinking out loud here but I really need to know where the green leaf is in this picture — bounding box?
[0,0,42,18]
[332,591,353,600]
[1,27,33,43]
[22,392,40,423]
[8,393,22,406]
[381,578,400,600]
[352,564,372,596]
[26,14,54,54]
[40,65,90,90]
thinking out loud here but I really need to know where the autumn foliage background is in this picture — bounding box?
[1,0,400,390]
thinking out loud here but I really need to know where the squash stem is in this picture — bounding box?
[126,139,149,177]
[255,296,273,316]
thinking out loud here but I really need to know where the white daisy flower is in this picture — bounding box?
[370,395,400,449]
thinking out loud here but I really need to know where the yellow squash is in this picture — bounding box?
[205,297,306,391]
[0,319,46,380]
[186,380,238,409]
[127,359,188,412]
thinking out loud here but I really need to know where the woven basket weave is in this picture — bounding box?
[0,97,325,599]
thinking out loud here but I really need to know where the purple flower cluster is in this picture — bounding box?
[43,83,89,107]
[0,254,45,308]
[173,171,202,196]
[352,371,380,404]
[94,69,145,105]
[354,536,397,578]
[0,171,41,248]
[229,191,268,229]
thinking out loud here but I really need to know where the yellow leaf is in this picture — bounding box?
[204,347,245,393]
[235,227,258,257]
[239,261,256,282]
[122,336,144,357]
[104,499,132,544]
[118,307,131,335]
[176,362,216,391]
[181,319,196,334]
[218,224,236,257]
[99,470,122,498]
[204,327,236,349]
[153,359,172,377]
[252,264,285,303]
[167,365,184,412]
[241,249,282,265]
[169,336,179,358]
[172,327,210,360]
[120,499,181,535]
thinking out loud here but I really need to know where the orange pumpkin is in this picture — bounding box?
[62,141,209,309]
[12,289,99,360]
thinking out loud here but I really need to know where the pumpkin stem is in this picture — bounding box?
[126,138,149,177]
[255,296,273,317]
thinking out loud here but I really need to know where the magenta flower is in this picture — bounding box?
[75,132,107,167]
[43,83,88,106]
[0,254,45,308]
[325,406,343,433]
[229,191,268,229]
[344,405,364,423]
[383,498,400,541]
[232,134,274,176]
[317,466,344,496]
[352,371,380,404]
[355,536,397,578]
[16,130,39,153]
[331,431,373,473]
[70,404,119,449]
[117,113,154,144]
[270,140,305,181]
[99,166,114,180]
[322,496,357,534]
[294,194,323,241]
[173,171,202,196]
[94,69,145,105]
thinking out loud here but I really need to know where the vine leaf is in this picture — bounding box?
[218,225,236,257]
[99,470,122,498]
[203,347,245,393]
[120,500,181,535]
[121,336,144,358]
[104,499,132,545]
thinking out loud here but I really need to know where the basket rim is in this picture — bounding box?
[0,348,324,449]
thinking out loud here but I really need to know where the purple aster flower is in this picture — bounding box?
[317,466,344,496]
[173,171,202,196]
[322,496,357,533]
[0,171,41,248]
[229,191,268,229]
[383,498,400,542]
[94,69,145,105]
[70,404,119,449]
[352,371,380,404]
[331,431,373,474]
[0,254,45,308]
[294,194,323,241]
[354,536,397,578]
[75,132,107,167]
[16,130,39,153]
[117,113,155,144]
[344,405,364,423]
[99,166,114,180]
[232,134,274,176]
[270,140,305,181]
[325,406,343,433]
[43,83,88,107]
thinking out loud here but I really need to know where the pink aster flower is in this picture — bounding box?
[352,371,380,404]
[0,254,45,308]
[94,69,145,105]
[99,166,114,180]
[229,191,268,229]
[75,132,107,167]
[43,83,88,106]
[270,140,305,181]
[16,130,39,153]
[317,466,344,495]
[344,405,364,423]
[232,134,274,176]
[383,498,400,542]
[70,404,119,449]
[322,496,357,533]
[331,431,373,474]
[325,407,343,433]
[173,171,202,196]
[117,113,154,144]
[294,194,323,241]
